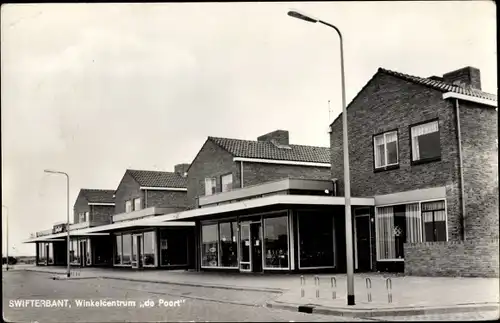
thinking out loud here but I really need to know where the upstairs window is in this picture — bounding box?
[411,120,441,163]
[134,198,142,211]
[221,174,233,193]
[84,211,89,222]
[78,212,85,223]
[205,177,217,196]
[374,131,399,169]
[125,200,132,213]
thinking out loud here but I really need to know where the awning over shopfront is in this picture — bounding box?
[155,194,376,222]
[85,219,195,233]
[23,229,110,244]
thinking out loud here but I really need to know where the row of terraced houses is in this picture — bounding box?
[25,66,499,277]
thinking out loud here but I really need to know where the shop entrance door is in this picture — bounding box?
[132,234,143,269]
[355,214,372,272]
[239,221,263,273]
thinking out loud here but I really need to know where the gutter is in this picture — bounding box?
[442,92,497,108]
[454,98,467,240]
[240,161,244,188]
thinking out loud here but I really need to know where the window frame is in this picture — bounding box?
[221,173,233,193]
[372,129,400,172]
[200,218,239,269]
[421,200,447,242]
[84,211,89,222]
[375,198,448,262]
[133,197,142,211]
[125,200,132,213]
[409,118,441,165]
[204,177,217,196]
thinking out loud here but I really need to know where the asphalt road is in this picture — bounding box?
[2,271,366,322]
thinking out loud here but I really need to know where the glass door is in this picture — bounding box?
[132,234,143,269]
[239,223,251,272]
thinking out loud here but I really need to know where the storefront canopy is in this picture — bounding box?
[83,218,195,233]
[23,230,110,244]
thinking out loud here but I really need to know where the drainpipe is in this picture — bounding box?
[240,161,244,188]
[455,98,466,241]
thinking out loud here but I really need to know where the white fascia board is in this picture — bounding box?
[157,195,375,222]
[442,92,497,107]
[140,186,188,191]
[233,157,331,168]
[88,203,115,206]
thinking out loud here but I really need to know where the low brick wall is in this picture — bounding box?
[404,239,499,277]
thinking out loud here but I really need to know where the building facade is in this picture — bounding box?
[330,66,498,276]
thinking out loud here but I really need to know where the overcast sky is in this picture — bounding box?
[1,2,497,256]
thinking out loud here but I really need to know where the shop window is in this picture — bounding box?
[219,221,238,267]
[143,231,155,266]
[298,212,334,268]
[48,243,54,264]
[160,229,188,266]
[122,234,132,265]
[263,216,289,269]
[115,235,122,264]
[201,224,218,267]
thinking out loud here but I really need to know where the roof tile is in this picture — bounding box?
[379,68,497,101]
[80,189,115,204]
[127,169,187,188]
[208,137,330,164]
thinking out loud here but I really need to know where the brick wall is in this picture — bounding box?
[91,205,114,226]
[145,190,188,209]
[242,162,331,187]
[73,193,90,224]
[187,139,240,209]
[459,101,499,240]
[330,72,463,240]
[405,239,499,277]
[114,172,143,214]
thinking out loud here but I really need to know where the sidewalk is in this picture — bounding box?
[21,266,500,318]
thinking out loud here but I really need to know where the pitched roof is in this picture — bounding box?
[208,137,330,164]
[80,189,115,204]
[379,68,497,101]
[126,169,187,188]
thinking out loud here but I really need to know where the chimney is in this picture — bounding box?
[442,67,481,90]
[174,163,190,177]
[257,130,289,146]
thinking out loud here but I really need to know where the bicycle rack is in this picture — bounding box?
[386,278,393,303]
[365,277,372,302]
[314,276,320,298]
[330,277,337,300]
[300,275,305,297]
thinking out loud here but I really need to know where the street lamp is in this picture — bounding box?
[288,10,355,305]
[44,169,71,278]
[2,205,9,271]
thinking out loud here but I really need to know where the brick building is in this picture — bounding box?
[330,66,498,277]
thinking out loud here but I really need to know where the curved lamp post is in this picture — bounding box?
[44,170,71,278]
[287,9,355,305]
[2,205,8,271]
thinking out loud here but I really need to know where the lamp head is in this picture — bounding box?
[287,10,319,23]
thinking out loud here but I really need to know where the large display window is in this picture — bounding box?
[143,231,156,266]
[219,221,238,268]
[298,212,334,268]
[159,229,188,266]
[263,216,289,269]
[115,235,122,264]
[122,234,132,265]
[201,224,218,267]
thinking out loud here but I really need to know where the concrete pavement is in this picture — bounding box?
[22,266,500,318]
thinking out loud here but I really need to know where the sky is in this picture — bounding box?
[1,1,497,256]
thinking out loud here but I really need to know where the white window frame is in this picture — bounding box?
[410,120,440,162]
[373,131,399,169]
[221,174,233,193]
[133,198,142,211]
[125,200,132,213]
[204,177,217,196]
[262,215,291,271]
[421,200,447,242]
[84,211,89,222]
[375,198,448,262]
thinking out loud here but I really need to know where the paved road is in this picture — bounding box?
[2,271,365,322]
